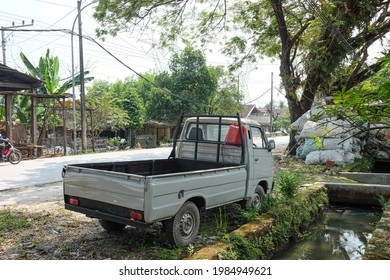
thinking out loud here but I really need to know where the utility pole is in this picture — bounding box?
[77,0,87,153]
[270,72,274,134]
[1,20,34,65]
[1,20,34,140]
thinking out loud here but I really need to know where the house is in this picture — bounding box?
[139,120,176,147]
[241,104,282,133]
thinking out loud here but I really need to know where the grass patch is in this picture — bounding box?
[0,208,31,231]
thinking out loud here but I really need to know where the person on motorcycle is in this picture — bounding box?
[0,134,5,158]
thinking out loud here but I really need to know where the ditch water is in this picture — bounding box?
[272,204,380,260]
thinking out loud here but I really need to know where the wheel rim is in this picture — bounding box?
[180,211,195,238]
[251,193,261,209]
[9,152,20,163]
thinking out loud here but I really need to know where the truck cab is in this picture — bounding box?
[173,115,275,209]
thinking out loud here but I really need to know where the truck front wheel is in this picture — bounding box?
[245,186,265,211]
[165,201,200,246]
[99,219,126,231]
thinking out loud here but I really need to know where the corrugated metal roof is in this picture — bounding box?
[0,63,43,91]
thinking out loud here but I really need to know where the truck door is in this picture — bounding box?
[249,126,274,193]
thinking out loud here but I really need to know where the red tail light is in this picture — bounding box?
[130,211,143,221]
[69,198,79,206]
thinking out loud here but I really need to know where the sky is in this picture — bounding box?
[1,0,284,107]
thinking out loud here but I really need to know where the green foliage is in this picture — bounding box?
[259,193,282,214]
[240,207,260,223]
[376,196,390,213]
[18,49,92,142]
[215,207,229,238]
[107,136,121,148]
[322,56,390,151]
[0,208,31,231]
[20,49,93,95]
[93,0,388,127]
[277,171,301,198]
[110,79,145,129]
[168,46,218,114]
[149,245,186,260]
[86,81,129,139]
[347,156,375,172]
[224,234,266,260]
[145,46,242,120]
[221,186,329,260]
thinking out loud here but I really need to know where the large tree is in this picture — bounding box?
[86,80,129,151]
[110,79,145,129]
[93,0,389,151]
[144,46,242,121]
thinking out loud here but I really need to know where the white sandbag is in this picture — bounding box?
[344,152,356,163]
[299,121,319,138]
[301,138,320,156]
[290,110,311,131]
[296,144,305,159]
[322,138,353,152]
[305,151,322,165]
[300,120,353,138]
[305,150,346,165]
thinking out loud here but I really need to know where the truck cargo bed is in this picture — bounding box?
[67,158,239,176]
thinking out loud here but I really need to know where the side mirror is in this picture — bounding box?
[267,140,276,151]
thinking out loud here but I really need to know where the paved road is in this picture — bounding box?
[0,136,289,205]
[0,147,172,192]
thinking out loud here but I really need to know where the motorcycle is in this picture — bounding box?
[0,136,22,164]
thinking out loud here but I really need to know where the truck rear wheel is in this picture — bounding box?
[99,219,126,231]
[246,186,265,211]
[165,201,200,246]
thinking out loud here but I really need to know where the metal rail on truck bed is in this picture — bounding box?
[169,113,245,164]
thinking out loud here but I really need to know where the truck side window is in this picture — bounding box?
[252,127,266,148]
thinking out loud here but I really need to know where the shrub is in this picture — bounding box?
[277,171,301,198]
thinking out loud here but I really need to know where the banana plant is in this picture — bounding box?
[20,49,93,94]
[19,49,94,143]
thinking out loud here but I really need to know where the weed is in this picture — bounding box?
[215,207,228,238]
[277,171,301,198]
[259,193,282,214]
[240,207,260,223]
[107,136,121,148]
[0,208,31,231]
[225,234,263,260]
[150,246,185,260]
[347,155,375,172]
[377,195,390,213]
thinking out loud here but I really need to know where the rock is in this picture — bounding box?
[53,249,62,259]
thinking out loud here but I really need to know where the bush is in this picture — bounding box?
[107,136,121,148]
[277,171,301,198]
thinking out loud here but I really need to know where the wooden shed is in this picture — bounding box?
[0,63,70,156]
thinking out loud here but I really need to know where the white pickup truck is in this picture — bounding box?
[63,115,275,245]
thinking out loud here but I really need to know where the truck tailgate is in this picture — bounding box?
[63,166,145,211]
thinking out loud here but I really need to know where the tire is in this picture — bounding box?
[165,201,200,246]
[8,150,22,164]
[245,186,266,211]
[98,219,126,231]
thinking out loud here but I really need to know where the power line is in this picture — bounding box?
[244,88,271,105]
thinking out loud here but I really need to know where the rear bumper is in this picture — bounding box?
[65,204,149,228]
